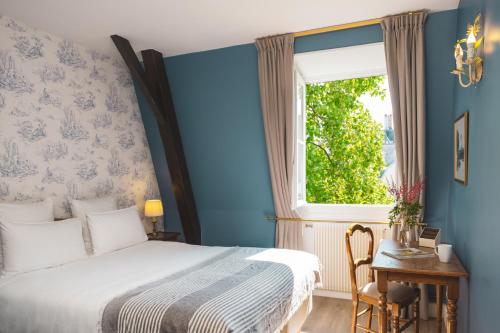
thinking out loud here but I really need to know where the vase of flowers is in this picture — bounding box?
[388,178,424,247]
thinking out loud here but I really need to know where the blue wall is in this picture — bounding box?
[137,10,458,248]
[449,0,500,331]
[425,10,459,240]
[165,45,276,247]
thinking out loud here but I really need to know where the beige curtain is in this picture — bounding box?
[382,12,427,190]
[381,11,429,319]
[255,34,302,250]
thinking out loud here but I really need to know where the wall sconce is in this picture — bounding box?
[452,14,484,88]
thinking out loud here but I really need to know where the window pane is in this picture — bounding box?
[305,75,394,205]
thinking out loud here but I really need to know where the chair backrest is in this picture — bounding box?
[345,223,375,300]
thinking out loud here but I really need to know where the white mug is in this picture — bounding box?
[435,244,453,263]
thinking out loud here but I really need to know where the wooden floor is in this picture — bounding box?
[301,296,443,333]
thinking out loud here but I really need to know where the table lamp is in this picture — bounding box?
[144,199,163,239]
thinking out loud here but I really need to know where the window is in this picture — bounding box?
[293,43,396,221]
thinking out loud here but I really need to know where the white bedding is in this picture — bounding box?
[0,241,320,333]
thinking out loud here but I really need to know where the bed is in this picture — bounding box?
[0,240,321,333]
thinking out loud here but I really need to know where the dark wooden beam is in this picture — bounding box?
[141,48,201,245]
[110,35,163,127]
[111,35,201,245]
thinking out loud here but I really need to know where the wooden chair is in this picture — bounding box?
[345,223,420,333]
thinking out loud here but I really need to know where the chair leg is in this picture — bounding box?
[391,304,400,333]
[366,305,373,330]
[412,299,420,333]
[351,301,358,333]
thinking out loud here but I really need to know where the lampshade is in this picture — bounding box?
[144,199,163,217]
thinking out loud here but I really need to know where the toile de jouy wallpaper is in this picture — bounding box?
[0,14,160,221]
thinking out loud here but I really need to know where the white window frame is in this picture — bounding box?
[292,68,307,210]
[293,44,394,222]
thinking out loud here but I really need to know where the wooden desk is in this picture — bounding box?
[371,240,468,333]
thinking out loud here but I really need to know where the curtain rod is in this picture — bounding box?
[293,18,382,37]
[293,10,426,38]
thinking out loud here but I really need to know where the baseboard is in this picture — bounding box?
[313,289,351,299]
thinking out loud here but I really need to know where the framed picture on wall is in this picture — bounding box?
[454,112,469,185]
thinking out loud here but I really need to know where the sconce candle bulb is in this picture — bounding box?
[466,31,476,61]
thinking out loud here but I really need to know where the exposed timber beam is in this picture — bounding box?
[111,35,201,245]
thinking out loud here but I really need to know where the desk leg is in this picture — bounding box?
[446,281,459,333]
[436,285,443,332]
[377,271,388,333]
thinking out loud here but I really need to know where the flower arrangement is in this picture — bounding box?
[387,178,424,229]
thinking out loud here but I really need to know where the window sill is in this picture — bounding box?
[296,203,392,223]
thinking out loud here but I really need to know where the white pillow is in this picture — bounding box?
[87,206,147,256]
[0,218,87,274]
[0,198,54,273]
[71,197,117,255]
[0,197,54,223]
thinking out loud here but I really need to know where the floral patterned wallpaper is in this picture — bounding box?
[0,14,160,221]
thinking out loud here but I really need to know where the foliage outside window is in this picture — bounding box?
[305,75,393,205]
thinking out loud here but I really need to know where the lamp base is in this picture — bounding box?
[151,218,158,240]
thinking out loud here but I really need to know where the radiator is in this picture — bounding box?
[303,222,387,294]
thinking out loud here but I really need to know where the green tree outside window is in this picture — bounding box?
[306,76,393,204]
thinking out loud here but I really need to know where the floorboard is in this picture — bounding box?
[301,296,443,333]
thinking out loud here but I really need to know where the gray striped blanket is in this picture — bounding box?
[102,247,315,333]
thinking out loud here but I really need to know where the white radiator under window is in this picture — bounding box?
[303,222,388,296]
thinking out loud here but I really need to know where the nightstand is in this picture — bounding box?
[148,231,180,242]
